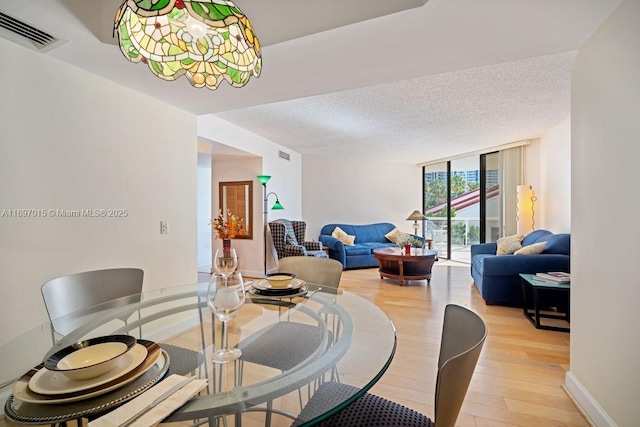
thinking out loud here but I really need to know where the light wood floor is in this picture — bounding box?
[1,262,587,427]
[335,261,587,427]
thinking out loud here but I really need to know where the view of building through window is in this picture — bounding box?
[424,157,500,263]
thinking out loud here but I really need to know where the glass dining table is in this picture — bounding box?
[0,281,396,426]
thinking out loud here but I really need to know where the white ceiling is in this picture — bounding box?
[1,0,623,163]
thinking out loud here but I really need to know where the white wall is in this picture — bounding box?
[211,156,263,277]
[525,117,572,233]
[302,155,423,239]
[198,115,303,278]
[0,39,198,346]
[197,149,212,272]
[568,0,640,425]
[539,117,572,232]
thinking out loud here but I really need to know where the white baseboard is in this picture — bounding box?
[565,371,616,427]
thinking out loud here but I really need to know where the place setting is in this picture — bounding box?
[5,334,172,423]
[248,273,309,299]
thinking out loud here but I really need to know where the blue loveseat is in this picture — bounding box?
[320,223,419,269]
[470,229,570,306]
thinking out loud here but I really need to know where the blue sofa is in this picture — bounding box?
[470,229,570,306]
[319,223,419,269]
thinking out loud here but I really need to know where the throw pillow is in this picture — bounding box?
[285,235,297,245]
[332,226,356,246]
[384,228,408,244]
[514,241,547,255]
[496,234,524,255]
[385,228,400,243]
[279,220,298,246]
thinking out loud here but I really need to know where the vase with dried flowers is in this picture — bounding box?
[397,235,423,255]
[211,209,246,255]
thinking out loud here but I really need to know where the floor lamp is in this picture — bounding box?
[257,175,284,275]
[516,185,536,235]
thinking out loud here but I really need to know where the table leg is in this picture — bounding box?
[533,288,541,328]
[521,279,538,329]
[521,280,529,319]
[521,277,570,332]
[398,260,404,285]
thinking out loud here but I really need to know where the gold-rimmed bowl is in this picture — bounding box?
[44,335,136,380]
[265,273,297,288]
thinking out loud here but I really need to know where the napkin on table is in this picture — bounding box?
[88,374,207,427]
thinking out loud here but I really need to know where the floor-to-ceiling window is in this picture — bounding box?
[424,154,503,263]
[424,162,450,259]
[449,156,480,263]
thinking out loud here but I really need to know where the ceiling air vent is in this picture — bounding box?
[0,11,66,52]
[278,150,291,161]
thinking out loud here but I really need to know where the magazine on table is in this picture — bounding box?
[533,272,570,283]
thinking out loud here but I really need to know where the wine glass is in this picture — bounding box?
[207,271,245,363]
[214,248,238,277]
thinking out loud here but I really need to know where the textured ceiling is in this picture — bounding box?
[216,53,572,163]
[1,0,623,164]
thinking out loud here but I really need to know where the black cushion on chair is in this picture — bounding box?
[292,382,433,427]
[159,343,205,377]
[237,322,332,371]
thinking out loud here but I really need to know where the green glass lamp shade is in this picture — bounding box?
[257,175,271,185]
[114,0,262,90]
[271,200,284,210]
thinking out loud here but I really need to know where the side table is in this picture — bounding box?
[519,273,570,332]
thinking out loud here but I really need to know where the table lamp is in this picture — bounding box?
[406,210,428,248]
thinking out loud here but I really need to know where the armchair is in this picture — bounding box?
[269,219,324,258]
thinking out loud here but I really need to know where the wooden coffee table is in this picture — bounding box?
[373,247,438,285]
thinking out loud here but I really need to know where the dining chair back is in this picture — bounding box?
[277,256,343,290]
[41,268,144,337]
[292,304,487,427]
[433,304,487,427]
[41,268,205,379]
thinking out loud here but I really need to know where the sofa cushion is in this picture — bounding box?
[522,229,552,246]
[353,224,390,244]
[496,234,523,255]
[344,244,372,256]
[537,233,571,255]
[362,242,397,251]
[472,254,492,276]
[474,252,570,277]
[384,228,410,244]
[514,242,546,255]
[332,227,356,246]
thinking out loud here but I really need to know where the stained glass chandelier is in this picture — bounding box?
[114,0,262,90]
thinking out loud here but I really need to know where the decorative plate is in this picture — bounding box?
[249,285,308,299]
[252,278,306,292]
[28,343,148,396]
[13,342,160,404]
[6,345,169,423]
